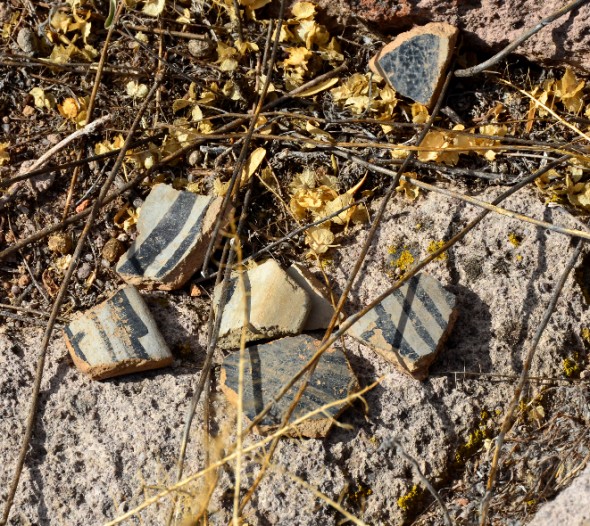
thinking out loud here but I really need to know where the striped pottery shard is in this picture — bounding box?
[64,286,172,380]
[347,273,457,380]
[219,335,358,438]
[213,259,311,349]
[369,22,459,108]
[116,184,228,290]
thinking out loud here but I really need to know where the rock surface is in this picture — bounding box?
[116,184,226,290]
[286,263,338,330]
[347,273,457,379]
[219,334,358,438]
[64,286,172,380]
[301,0,590,72]
[369,22,458,107]
[213,259,311,349]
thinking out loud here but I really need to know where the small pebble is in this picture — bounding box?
[84,253,93,262]
[48,233,72,254]
[77,263,92,280]
[16,27,39,55]
[102,238,125,263]
[188,38,216,59]
[132,198,144,209]
[11,285,20,296]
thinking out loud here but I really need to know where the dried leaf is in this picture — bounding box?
[305,226,335,254]
[29,87,56,110]
[0,142,10,166]
[295,76,339,97]
[396,174,420,201]
[126,80,148,98]
[142,0,165,17]
[241,147,267,183]
[292,1,316,19]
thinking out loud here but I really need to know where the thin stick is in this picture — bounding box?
[0,65,161,526]
[455,0,589,77]
[478,239,584,525]
[0,115,111,211]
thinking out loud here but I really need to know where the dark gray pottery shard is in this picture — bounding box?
[369,22,459,108]
[347,273,458,380]
[64,285,172,380]
[220,335,358,438]
[116,183,228,290]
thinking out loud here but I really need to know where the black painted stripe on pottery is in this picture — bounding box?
[111,289,150,360]
[118,191,197,276]
[89,312,118,362]
[390,279,438,350]
[154,199,209,279]
[65,326,88,363]
[412,276,453,330]
[360,302,421,361]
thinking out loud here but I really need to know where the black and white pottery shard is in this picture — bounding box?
[347,273,457,379]
[220,335,358,438]
[116,184,227,290]
[64,286,172,380]
[369,22,459,108]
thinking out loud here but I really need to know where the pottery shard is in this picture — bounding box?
[286,263,339,330]
[219,334,358,438]
[116,184,228,290]
[347,273,457,380]
[213,259,311,350]
[64,285,172,380]
[369,22,459,108]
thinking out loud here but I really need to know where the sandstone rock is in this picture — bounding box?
[64,286,172,380]
[369,22,458,107]
[219,334,358,438]
[16,27,39,56]
[297,0,590,73]
[116,184,227,290]
[102,238,125,264]
[286,263,338,330]
[214,259,311,349]
[347,273,457,379]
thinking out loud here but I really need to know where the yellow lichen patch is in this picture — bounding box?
[581,327,590,344]
[508,232,522,247]
[397,484,422,511]
[562,354,582,378]
[454,426,490,465]
[388,246,415,274]
[427,240,448,261]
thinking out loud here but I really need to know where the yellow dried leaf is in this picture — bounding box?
[172,99,192,112]
[241,147,266,183]
[555,68,585,114]
[0,142,9,166]
[397,174,420,201]
[295,77,339,97]
[191,105,203,122]
[48,43,78,64]
[239,0,272,8]
[567,180,590,211]
[142,0,165,17]
[283,46,312,68]
[126,80,148,98]
[58,97,79,119]
[213,178,230,197]
[418,131,458,165]
[114,206,140,231]
[305,226,335,254]
[292,1,316,19]
[29,87,56,110]
[411,103,429,124]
